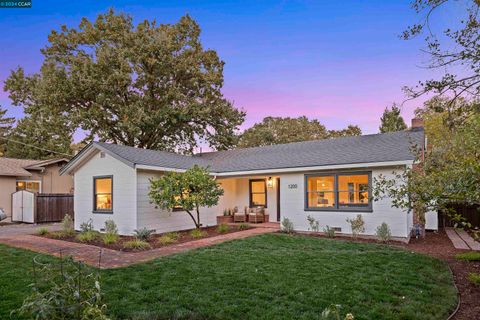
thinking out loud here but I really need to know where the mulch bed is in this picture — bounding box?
[407,231,480,320]
[40,225,250,252]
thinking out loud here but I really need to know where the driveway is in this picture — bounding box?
[0,223,61,238]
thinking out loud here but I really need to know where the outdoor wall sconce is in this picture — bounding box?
[267,177,273,188]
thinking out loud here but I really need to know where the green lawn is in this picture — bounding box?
[1,234,457,320]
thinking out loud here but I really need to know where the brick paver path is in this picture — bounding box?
[0,227,277,268]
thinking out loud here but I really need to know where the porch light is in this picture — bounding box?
[267,177,273,188]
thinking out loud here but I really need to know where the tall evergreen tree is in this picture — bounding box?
[379,104,407,133]
[0,106,15,156]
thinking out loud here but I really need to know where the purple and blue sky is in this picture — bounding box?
[0,0,463,138]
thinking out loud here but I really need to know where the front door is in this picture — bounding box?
[276,178,281,222]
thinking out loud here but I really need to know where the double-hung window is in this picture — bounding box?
[93,176,113,212]
[305,172,371,211]
[249,179,267,207]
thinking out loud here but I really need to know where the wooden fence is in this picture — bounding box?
[35,193,74,223]
[439,204,480,228]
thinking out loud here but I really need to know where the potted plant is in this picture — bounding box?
[217,208,234,224]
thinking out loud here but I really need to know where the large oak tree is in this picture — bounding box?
[4,10,245,154]
[0,106,15,157]
[237,116,361,148]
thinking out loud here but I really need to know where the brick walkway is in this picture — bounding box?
[0,227,278,268]
[445,227,479,250]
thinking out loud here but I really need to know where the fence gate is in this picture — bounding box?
[35,194,74,223]
[12,190,35,223]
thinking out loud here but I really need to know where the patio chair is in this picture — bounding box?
[233,209,246,223]
[248,207,266,223]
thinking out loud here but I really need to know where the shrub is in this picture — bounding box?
[346,214,365,239]
[124,239,151,250]
[102,219,119,244]
[323,226,335,238]
[133,227,156,241]
[50,232,65,239]
[80,219,94,233]
[375,222,392,243]
[281,218,294,234]
[468,272,480,286]
[190,229,207,239]
[61,214,75,236]
[158,234,177,245]
[165,232,180,241]
[307,215,320,232]
[104,219,118,235]
[238,223,249,231]
[76,230,99,243]
[217,223,230,234]
[37,227,50,236]
[14,257,109,320]
[102,233,119,245]
[455,251,480,261]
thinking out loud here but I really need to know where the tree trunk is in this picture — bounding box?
[196,205,202,228]
[185,210,200,229]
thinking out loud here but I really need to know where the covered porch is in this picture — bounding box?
[215,175,281,225]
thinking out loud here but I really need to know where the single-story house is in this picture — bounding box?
[60,121,437,239]
[0,157,74,220]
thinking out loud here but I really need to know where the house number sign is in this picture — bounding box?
[288,184,298,189]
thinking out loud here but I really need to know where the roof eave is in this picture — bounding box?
[60,142,135,175]
[214,159,415,177]
[136,159,414,176]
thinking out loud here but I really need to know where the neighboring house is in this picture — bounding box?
[61,121,434,239]
[0,158,74,220]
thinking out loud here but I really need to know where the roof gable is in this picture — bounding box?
[0,157,68,176]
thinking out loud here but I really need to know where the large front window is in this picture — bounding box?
[305,172,371,211]
[249,179,267,207]
[94,176,112,212]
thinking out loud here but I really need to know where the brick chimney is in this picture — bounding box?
[411,117,424,129]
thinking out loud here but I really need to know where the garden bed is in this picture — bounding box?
[407,230,480,320]
[39,224,251,252]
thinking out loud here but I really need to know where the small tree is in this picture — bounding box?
[149,165,224,229]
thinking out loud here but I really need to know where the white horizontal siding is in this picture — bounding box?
[136,171,237,233]
[74,151,137,235]
[279,167,411,238]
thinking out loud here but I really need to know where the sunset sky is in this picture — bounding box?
[0,0,463,138]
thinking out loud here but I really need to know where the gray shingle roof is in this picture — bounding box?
[0,158,68,176]
[93,129,423,173]
[95,142,210,170]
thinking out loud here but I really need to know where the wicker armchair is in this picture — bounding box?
[248,207,266,223]
[233,207,246,223]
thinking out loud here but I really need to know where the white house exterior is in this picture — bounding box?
[61,127,434,239]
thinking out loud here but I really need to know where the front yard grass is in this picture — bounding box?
[0,234,457,319]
